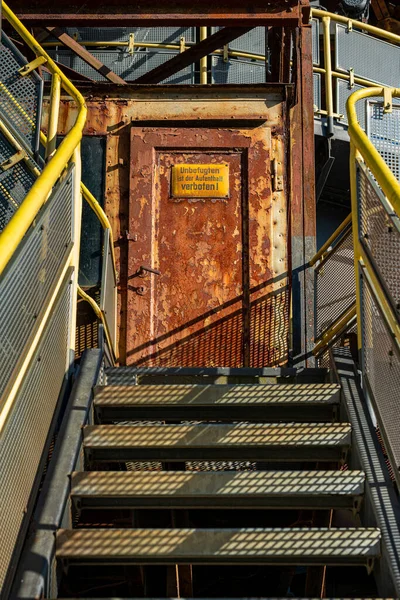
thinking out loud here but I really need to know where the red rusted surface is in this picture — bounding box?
[13,0,308,26]
[128,125,287,368]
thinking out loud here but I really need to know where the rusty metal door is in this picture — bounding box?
[128,126,288,367]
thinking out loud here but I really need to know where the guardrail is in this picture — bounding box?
[0,3,117,593]
[347,85,400,487]
[311,9,400,135]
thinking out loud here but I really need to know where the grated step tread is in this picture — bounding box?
[56,527,381,565]
[71,469,364,510]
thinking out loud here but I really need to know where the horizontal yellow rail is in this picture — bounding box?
[312,8,400,45]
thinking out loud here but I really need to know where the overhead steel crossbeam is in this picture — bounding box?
[14,0,309,26]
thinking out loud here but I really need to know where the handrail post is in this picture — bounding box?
[322,16,334,137]
[200,27,208,84]
[46,72,61,161]
[349,144,363,354]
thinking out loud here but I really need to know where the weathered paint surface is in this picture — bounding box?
[128,124,287,367]
[47,86,290,366]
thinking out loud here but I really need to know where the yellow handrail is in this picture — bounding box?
[0,1,86,276]
[0,1,118,362]
[347,86,400,215]
[77,286,117,364]
[309,213,352,267]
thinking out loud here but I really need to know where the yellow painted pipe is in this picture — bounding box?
[46,73,61,161]
[200,27,208,85]
[78,285,118,364]
[322,16,334,136]
[0,1,87,277]
[312,8,400,46]
[347,86,400,216]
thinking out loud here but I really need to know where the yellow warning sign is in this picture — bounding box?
[171,163,229,198]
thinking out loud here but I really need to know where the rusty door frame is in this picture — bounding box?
[128,124,287,367]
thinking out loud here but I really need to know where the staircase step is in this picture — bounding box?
[71,469,364,510]
[56,527,380,566]
[83,423,351,463]
[93,384,340,422]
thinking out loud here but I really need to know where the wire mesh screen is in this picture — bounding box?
[367,101,400,182]
[357,161,400,309]
[0,133,37,231]
[0,168,74,402]
[100,230,117,354]
[314,73,322,113]
[336,24,400,88]
[315,228,356,339]
[211,27,266,84]
[312,18,320,66]
[46,27,195,83]
[0,33,43,156]
[360,273,400,475]
[0,279,71,594]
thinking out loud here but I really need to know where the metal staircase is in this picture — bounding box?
[46,366,382,597]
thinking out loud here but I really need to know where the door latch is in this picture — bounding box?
[135,265,161,277]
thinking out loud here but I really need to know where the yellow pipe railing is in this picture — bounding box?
[309,213,352,267]
[0,1,86,277]
[0,1,118,362]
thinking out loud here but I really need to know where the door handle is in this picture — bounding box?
[135,265,161,277]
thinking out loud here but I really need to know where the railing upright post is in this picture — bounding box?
[46,72,61,161]
[200,27,208,84]
[349,144,363,355]
[322,16,334,136]
[68,145,83,363]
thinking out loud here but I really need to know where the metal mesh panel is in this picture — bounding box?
[63,26,196,44]
[0,280,71,593]
[0,132,37,230]
[100,230,117,353]
[336,24,400,87]
[211,27,265,84]
[313,72,322,112]
[49,48,194,83]
[357,161,400,308]
[0,168,74,401]
[0,33,43,155]
[367,101,400,181]
[361,274,400,474]
[336,82,400,129]
[211,56,265,84]
[312,18,320,66]
[315,228,355,338]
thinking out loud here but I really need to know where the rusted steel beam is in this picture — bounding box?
[44,27,127,85]
[14,0,309,26]
[134,26,255,84]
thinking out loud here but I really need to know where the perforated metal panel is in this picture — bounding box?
[50,48,194,83]
[336,24,400,87]
[312,18,320,66]
[0,133,37,230]
[313,73,322,112]
[0,279,72,594]
[0,168,74,401]
[315,228,355,339]
[336,82,400,129]
[212,56,266,84]
[367,101,400,181]
[47,27,195,83]
[211,27,266,84]
[100,230,117,354]
[360,273,400,475]
[0,33,43,156]
[357,161,400,309]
